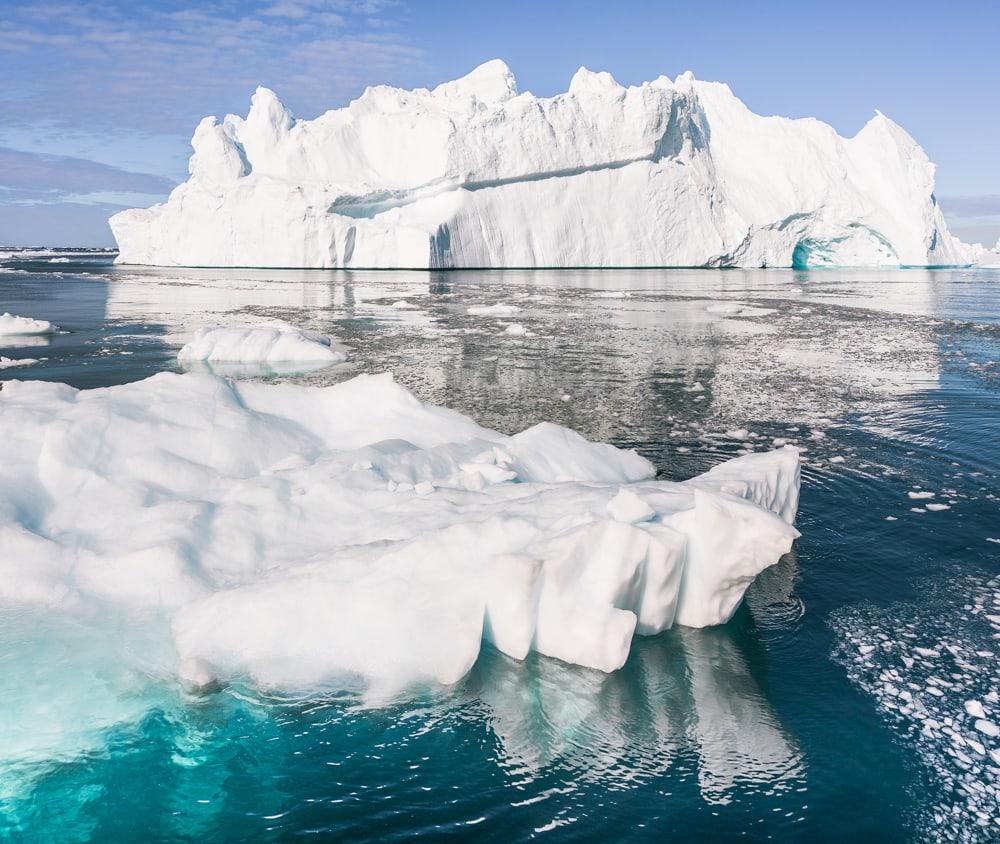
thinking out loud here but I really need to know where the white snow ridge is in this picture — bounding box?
[0,372,800,700]
[111,61,982,269]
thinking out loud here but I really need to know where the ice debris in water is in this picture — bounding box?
[0,371,800,699]
[832,572,1000,841]
[0,313,57,336]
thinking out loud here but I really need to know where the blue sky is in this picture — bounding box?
[1,0,997,246]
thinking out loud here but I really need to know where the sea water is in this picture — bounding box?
[0,249,997,842]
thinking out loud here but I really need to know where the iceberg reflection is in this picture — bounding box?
[466,611,803,804]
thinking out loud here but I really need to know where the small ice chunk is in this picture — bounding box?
[925,503,950,511]
[178,325,346,364]
[725,428,750,441]
[0,356,41,369]
[682,382,704,393]
[0,312,57,335]
[467,304,520,317]
[504,323,528,336]
[606,488,656,524]
[908,491,935,500]
[973,719,999,737]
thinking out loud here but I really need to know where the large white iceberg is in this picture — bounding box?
[0,372,799,698]
[111,60,980,269]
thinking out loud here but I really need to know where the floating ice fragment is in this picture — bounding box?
[0,356,41,369]
[468,304,520,317]
[0,313,57,336]
[964,699,987,719]
[973,719,999,737]
[178,324,347,365]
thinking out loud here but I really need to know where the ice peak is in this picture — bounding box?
[569,66,622,94]
[248,86,294,132]
[433,59,517,103]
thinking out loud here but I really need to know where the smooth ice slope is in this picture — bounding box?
[0,372,799,697]
[112,60,980,269]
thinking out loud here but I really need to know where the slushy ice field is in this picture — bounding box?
[1,250,998,842]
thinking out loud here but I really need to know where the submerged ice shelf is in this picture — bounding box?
[0,371,798,698]
[112,60,983,269]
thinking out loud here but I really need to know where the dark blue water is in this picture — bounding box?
[1,249,998,841]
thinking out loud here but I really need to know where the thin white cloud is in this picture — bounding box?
[0,1,426,136]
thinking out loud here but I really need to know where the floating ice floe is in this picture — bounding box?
[177,323,347,374]
[0,313,57,336]
[468,304,521,317]
[0,356,41,369]
[0,371,799,699]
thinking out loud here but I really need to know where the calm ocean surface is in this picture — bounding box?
[1,249,998,842]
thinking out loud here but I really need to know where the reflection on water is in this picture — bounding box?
[2,252,999,841]
[469,620,802,806]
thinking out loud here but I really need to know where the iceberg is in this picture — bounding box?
[0,371,799,698]
[177,324,347,365]
[111,60,980,269]
[0,313,57,336]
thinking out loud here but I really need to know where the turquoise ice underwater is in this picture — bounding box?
[0,251,999,842]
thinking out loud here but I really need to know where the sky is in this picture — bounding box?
[1,0,997,247]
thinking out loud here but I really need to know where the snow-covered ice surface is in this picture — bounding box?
[0,312,56,335]
[111,61,982,269]
[0,371,798,699]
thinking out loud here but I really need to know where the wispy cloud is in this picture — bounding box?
[0,1,426,136]
[938,195,1000,218]
[0,146,174,196]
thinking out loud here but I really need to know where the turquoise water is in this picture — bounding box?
[1,249,998,841]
